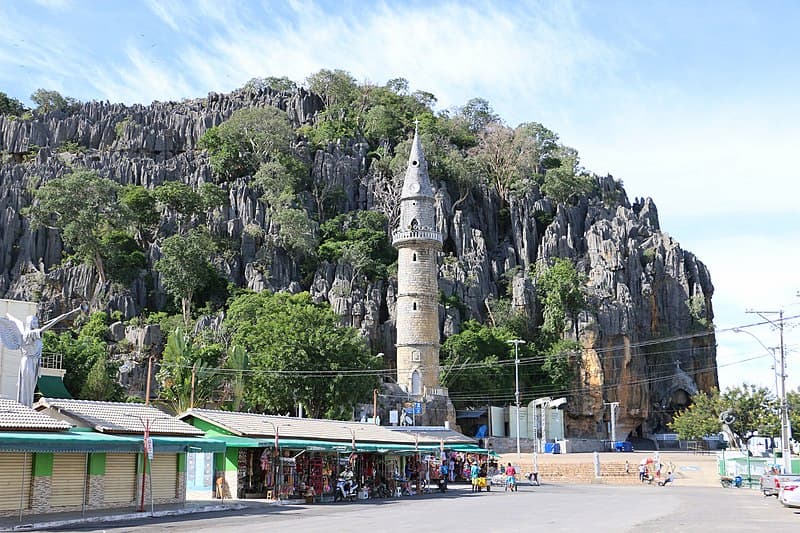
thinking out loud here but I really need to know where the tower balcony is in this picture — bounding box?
[392,229,443,247]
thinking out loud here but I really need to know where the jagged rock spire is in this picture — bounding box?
[400,126,434,199]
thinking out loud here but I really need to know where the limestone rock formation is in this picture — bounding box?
[0,87,715,438]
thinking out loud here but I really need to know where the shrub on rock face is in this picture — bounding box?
[199,106,295,181]
[30,88,81,115]
[0,91,26,116]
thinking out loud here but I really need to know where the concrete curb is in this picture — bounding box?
[5,502,248,532]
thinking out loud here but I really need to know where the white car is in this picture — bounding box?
[778,481,800,508]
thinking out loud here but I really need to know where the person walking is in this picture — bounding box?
[505,462,517,492]
[470,461,480,493]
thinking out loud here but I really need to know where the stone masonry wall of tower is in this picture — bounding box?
[392,129,443,397]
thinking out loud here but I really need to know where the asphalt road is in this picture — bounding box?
[45,483,800,533]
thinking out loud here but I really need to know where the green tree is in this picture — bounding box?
[225,291,379,418]
[199,107,295,180]
[0,91,26,116]
[459,97,499,133]
[534,258,586,340]
[155,229,218,323]
[306,69,359,109]
[272,207,317,256]
[540,146,596,204]
[26,170,124,285]
[152,181,225,235]
[76,311,111,341]
[318,210,396,281]
[80,354,122,400]
[787,389,800,437]
[668,388,724,440]
[119,185,159,246]
[224,345,248,411]
[100,231,146,285]
[669,385,780,449]
[242,76,298,93]
[156,328,220,413]
[42,330,109,398]
[30,88,80,114]
[440,320,516,406]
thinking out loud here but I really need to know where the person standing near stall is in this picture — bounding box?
[470,461,480,492]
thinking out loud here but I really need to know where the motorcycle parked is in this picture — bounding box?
[334,478,359,502]
[437,477,448,493]
[525,472,540,486]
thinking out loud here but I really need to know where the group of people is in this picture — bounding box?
[637,461,674,486]
[467,461,519,492]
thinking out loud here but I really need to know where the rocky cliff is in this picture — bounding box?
[0,86,716,439]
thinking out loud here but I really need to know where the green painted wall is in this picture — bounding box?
[213,448,238,473]
[190,418,235,436]
[33,453,53,477]
[225,447,238,471]
[177,453,186,472]
[88,453,106,476]
[136,453,151,474]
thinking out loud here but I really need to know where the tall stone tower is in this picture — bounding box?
[392,129,443,397]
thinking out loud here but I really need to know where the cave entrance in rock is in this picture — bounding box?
[663,388,692,429]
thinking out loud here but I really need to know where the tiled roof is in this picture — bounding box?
[386,426,477,444]
[181,408,475,446]
[0,398,72,431]
[35,399,203,436]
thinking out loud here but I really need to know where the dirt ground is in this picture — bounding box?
[497,450,721,486]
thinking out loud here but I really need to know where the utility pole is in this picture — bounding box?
[604,401,619,446]
[747,309,791,474]
[144,355,153,406]
[190,362,197,409]
[507,339,526,458]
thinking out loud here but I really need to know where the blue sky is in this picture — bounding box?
[2,0,798,393]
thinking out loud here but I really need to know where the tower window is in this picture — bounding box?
[412,302,417,311]
[412,253,417,262]
[412,160,419,167]
[410,219,418,230]
[411,369,421,395]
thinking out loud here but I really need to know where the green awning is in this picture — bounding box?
[36,375,72,399]
[210,434,346,451]
[0,430,140,453]
[151,436,226,453]
[207,433,422,454]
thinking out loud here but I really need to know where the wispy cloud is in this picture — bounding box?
[31,0,72,10]
[129,0,613,110]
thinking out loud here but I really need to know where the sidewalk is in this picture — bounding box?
[0,499,253,532]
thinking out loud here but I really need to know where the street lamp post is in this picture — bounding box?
[373,353,384,425]
[507,339,526,458]
[744,310,791,474]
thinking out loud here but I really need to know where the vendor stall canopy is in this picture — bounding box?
[180,408,483,454]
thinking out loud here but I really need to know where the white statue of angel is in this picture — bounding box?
[0,303,88,406]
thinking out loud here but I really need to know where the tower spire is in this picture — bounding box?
[401,128,433,199]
